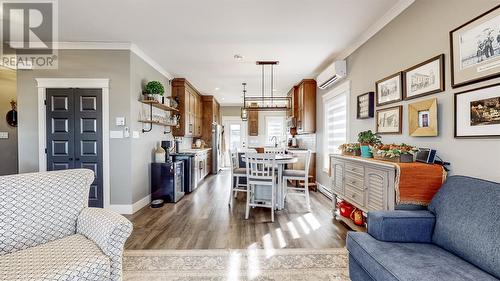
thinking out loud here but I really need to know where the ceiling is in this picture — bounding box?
[59,0,404,105]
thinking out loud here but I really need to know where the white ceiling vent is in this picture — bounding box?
[317,60,346,90]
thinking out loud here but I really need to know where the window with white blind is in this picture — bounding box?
[323,82,349,171]
[266,116,285,145]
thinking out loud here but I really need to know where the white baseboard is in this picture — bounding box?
[109,194,151,215]
[316,182,333,200]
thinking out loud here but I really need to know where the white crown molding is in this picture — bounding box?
[56,41,131,50]
[317,0,414,80]
[55,41,173,79]
[130,43,173,79]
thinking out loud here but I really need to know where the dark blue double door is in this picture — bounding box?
[46,88,103,208]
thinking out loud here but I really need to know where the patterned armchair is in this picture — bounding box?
[0,169,133,281]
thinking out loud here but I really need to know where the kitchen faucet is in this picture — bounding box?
[271,136,278,147]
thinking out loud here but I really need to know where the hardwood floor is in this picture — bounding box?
[125,170,348,250]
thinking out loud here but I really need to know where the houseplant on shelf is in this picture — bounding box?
[339,143,361,156]
[357,130,381,158]
[144,81,165,103]
[372,143,418,163]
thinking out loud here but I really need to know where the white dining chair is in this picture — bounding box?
[245,153,277,222]
[229,150,247,208]
[264,147,286,154]
[283,149,312,211]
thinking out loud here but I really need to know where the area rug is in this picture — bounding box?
[123,248,349,281]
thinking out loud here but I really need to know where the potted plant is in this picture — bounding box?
[144,81,165,103]
[357,130,381,158]
[339,143,361,156]
[372,143,418,163]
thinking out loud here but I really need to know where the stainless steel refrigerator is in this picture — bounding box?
[212,123,222,174]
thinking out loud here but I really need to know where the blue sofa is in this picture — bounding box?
[347,176,500,281]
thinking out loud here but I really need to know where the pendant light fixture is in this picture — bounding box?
[241,61,290,112]
[241,83,248,121]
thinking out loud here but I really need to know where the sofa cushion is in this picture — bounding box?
[347,232,498,281]
[0,169,95,255]
[0,234,110,281]
[428,176,500,279]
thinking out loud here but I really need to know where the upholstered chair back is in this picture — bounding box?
[0,169,94,255]
[428,176,500,279]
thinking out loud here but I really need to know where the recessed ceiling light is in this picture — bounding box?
[215,87,220,91]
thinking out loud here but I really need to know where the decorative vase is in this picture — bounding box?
[154,143,165,163]
[360,145,372,158]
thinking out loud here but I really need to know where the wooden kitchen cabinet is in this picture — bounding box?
[248,109,258,136]
[201,95,221,145]
[296,79,316,134]
[287,86,298,119]
[172,78,203,137]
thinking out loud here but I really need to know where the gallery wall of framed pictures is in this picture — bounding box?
[360,4,500,140]
[450,4,500,139]
[357,92,374,119]
[454,83,500,138]
[450,5,500,88]
[373,54,445,136]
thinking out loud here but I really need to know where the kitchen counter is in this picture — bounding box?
[174,148,212,155]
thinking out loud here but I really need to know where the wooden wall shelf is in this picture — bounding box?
[139,99,179,133]
[140,100,179,112]
[138,120,178,127]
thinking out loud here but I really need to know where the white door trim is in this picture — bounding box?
[36,78,110,210]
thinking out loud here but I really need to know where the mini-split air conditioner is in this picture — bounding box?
[317,60,347,90]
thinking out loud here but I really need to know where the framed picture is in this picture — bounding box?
[455,83,500,138]
[376,105,402,134]
[403,54,445,100]
[408,98,438,137]
[450,5,500,88]
[357,92,374,119]
[376,72,403,106]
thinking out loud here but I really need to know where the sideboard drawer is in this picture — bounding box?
[345,174,364,191]
[345,162,364,177]
[345,185,365,207]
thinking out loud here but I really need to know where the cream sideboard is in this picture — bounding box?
[330,155,397,228]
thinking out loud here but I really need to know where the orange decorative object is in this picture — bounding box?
[396,162,446,205]
[350,208,364,226]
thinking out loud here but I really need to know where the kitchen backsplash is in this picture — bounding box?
[291,134,316,152]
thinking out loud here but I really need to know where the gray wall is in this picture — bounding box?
[316,0,500,188]
[0,67,18,175]
[129,52,172,203]
[221,106,241,117]
[17,49,171,206]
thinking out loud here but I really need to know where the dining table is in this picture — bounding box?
[241,153,298,210]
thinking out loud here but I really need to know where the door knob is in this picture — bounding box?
[69,158,73,161]
[75,158,80,161]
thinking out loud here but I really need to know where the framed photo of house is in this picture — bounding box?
[376,72,403,106]
[357,92,374,119]
[408,98,438,137]
[455,83,500,138]
[403,54,445,100]
[450,5,500,88]
[376,105,402,134]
